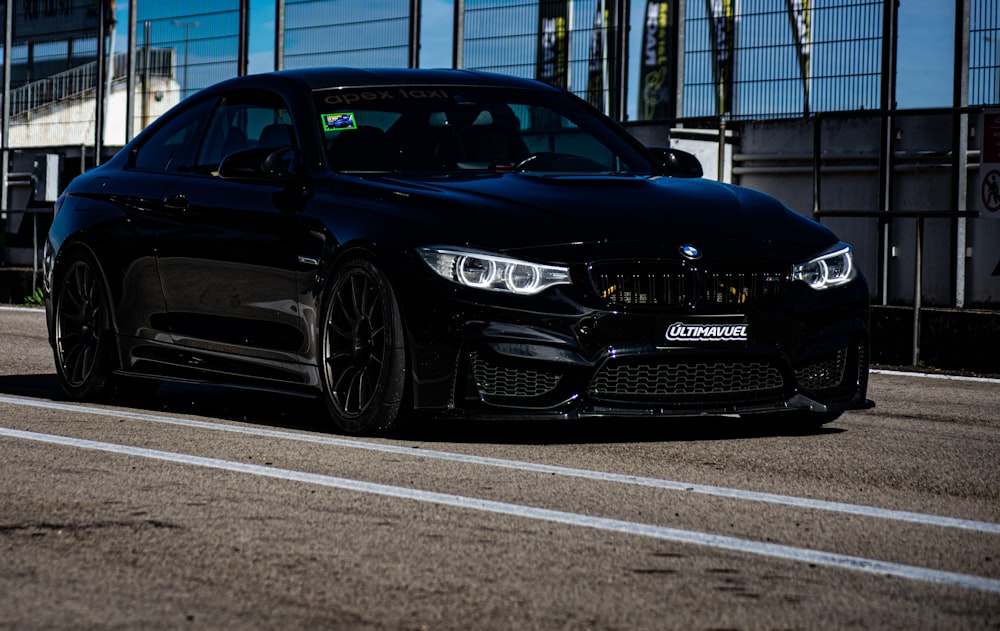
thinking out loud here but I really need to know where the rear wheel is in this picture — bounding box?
[320,258,406,435]
[52,253,116,399]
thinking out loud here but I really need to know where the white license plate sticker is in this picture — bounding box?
[658,317,749,347]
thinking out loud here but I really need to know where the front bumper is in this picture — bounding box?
[399,271,872,421]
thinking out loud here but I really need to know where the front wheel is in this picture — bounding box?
[51,252,116,399]
[320,258,406,435]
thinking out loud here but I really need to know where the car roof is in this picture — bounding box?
[206,67,559,95]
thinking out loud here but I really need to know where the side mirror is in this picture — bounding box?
[218,146,300,183]
[647,146,704,179]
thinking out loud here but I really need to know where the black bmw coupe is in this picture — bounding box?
[44,68,872,434]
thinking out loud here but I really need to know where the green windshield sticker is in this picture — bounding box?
[322,112,357,132]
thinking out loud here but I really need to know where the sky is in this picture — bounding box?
[206,0,965,116]
[895,0,958,108]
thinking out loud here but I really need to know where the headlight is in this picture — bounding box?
[792,243,857,290]
[418,246,571,295]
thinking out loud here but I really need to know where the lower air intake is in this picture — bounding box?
[590,360,785,400]
[794,348,848,391]
[470,351,562,399]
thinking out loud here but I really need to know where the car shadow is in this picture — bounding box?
[395,414,845,445]
[0,373,62,400]
[0,373,844,445]
[0,373,319,434]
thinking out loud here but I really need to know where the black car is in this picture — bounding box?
[44,68,872,435]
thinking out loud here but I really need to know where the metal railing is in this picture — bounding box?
[7,48,174,119]
[0,207,52,294]
[816,209,981,366]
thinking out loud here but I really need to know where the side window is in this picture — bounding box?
[194,94,293,175]
[132,98,214,172]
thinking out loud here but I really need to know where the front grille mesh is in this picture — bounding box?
[590,361,785,400]
[470,351,562,399]
[794,348,848,391]
[591,262,689,306]
[591,262,789,308]
[703,267,790,306]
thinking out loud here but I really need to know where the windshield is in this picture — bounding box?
[312,85,658,175]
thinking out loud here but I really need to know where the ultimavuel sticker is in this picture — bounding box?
[657,315,749,347]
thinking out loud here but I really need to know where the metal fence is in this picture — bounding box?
[462,0,626,118]
[282,0,418,70]
[137,4,243,102]
[970,0,1000,105]
[1,0,996,141]
[682,0,885,119]
[458,0,999,120]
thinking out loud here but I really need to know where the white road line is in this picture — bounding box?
[2,394,999,535]
[870,369,1000,384]
[2,425,999,595]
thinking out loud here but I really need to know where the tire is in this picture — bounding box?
[51,252,117,400]
[320,258,406,435]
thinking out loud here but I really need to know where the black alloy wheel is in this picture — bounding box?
[321,258,406,435]
[52,253,115,399]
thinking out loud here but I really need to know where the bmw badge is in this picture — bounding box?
[680,244,702,260]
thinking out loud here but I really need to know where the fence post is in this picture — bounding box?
[913,216,923,365]
[1,0,12,266]
[717,117,726,183]
[239,0,250,76]
[126,0,137,142]
[275,0,285,71]
[95,3,108,167]
[453,0,465,69]
[952,0,970,308]
[409,0,421,69]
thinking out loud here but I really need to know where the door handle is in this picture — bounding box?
[162,193,190,211]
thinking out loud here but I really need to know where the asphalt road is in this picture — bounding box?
[1,306,998,630]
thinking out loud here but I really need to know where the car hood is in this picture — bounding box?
[322,172,838,263]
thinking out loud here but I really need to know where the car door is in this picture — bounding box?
[154,91,310,364]
[104,95,217,344]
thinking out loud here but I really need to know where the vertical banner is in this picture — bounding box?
[706,0,737,117]
[537,0,569,89]
[784,0,811,115]
[639,1,673,119]
[587,3,608,110]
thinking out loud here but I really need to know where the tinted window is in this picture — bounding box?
[195,94,293,175]
[132,98,214,172]
[313,86,656,174]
